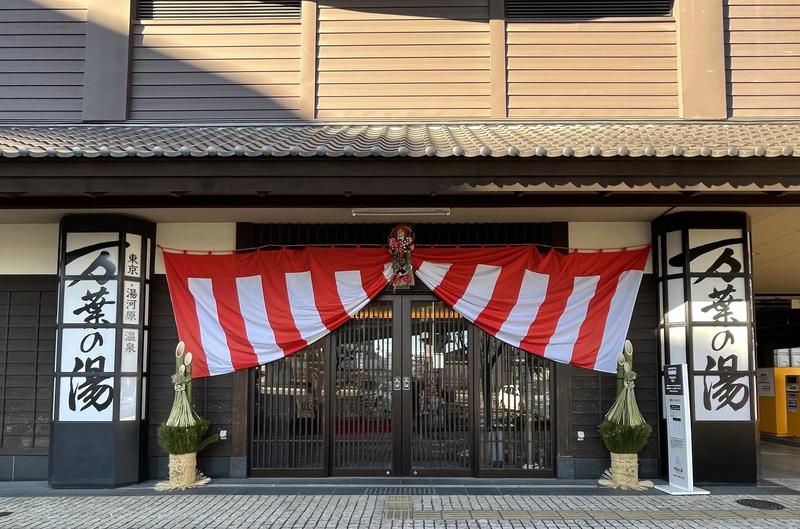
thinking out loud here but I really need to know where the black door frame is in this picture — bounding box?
[399,294,473,477]
[249,291,557,478]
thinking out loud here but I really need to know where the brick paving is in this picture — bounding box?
[0,483,798,528]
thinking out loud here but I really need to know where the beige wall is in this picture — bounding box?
[507,18,679,119]
[568,222,653,273]
[726,0,800,119]
[0,224,59,274]
[316,0,491,118]
[0,0,87,122]
[4,1,800,122]
[0,222,238,275]
[154,222,236,273]
[130,19,302,120]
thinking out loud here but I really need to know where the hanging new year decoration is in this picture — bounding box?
[163,243,649,378]
[388,225,415,289]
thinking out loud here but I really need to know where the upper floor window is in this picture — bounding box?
[504,0,673,19]
[137,0,301,20]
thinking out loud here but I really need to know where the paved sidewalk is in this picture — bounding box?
[0,480,798,528]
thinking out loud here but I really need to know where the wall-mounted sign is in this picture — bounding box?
[756,368,775,398]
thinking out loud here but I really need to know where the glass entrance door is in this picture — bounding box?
[252,294,555,477]
[331,296,471,476]
[404,298,471,475]
[331,299,396,474]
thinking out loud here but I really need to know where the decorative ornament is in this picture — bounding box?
[388,225,415,290]
[598,340,654,491]
[155,341,217,492]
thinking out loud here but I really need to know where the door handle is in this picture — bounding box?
[393,376,401,391]
[403,376,411,391]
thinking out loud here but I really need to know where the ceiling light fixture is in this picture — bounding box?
[351,207,451,217]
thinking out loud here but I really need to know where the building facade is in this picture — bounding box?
[0,0,798,486]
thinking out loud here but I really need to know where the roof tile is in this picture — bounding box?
[0,123,797,159]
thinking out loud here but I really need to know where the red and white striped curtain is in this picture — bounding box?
[164,245,649,377]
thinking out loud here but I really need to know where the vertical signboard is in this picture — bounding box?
[653,212,757,484]
[655,364,708,495]
[50,216,155,488]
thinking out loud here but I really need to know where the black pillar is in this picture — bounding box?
[653,212,758,484]
[49,215,155,488]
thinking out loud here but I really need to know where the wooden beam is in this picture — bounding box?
[82,0,133,122]
[489,0,507,118]
[675,0,727,119]
[299,0,318,121]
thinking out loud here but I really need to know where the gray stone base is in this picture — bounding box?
[229,456,247,479]
[0,455,48,481]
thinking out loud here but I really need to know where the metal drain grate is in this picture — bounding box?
[736,499,786,510]
[368,487,434,496]
[384,495,412,520]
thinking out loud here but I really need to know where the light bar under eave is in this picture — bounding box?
[351,208,452,217]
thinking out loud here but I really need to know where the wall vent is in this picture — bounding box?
[504,0,673,19]
[137,0,301,20]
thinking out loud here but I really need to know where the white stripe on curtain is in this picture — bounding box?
[335,270,369,317]
[285,271,327,344]
[453,264,502,322]
[595,270,644,373]
[496,270,550,348]
[236,275,284,364]
[187,277,235,376]
[544,275,600,364]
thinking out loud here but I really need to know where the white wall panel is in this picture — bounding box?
[0,223,59,274]
[568,221,652,273]
[155,222,236,273]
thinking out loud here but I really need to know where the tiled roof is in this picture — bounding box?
[0,123,798,159]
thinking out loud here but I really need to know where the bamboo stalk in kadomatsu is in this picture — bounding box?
[166,342,199,428]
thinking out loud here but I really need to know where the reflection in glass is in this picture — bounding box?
[333,300,393,471]
[410,301,470,470]
[479,333,553,472]
[251,342,325,470]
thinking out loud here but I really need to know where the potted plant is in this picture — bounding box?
[155,342,219,491]
[598,340,653,490]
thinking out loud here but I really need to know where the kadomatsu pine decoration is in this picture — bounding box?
[154,342,219,491]
[598,340,653,490]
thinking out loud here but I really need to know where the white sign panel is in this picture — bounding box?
[693,374,752,421]
[691,326,750,371]
[59,328,116,373]
[656,364,708,496]
[59,234,125,422]
[58,376,115,422]
[757,368,775,397]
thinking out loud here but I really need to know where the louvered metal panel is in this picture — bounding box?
[332,300,394,472]
[505,0,672,19]
[409,300,470,471]
[479,332,554,473]
[137,0,301,20]
[250,343,326,472]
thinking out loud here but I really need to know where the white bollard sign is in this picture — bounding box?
[656,364,709,496]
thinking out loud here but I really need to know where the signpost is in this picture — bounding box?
[655,364,709,495]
